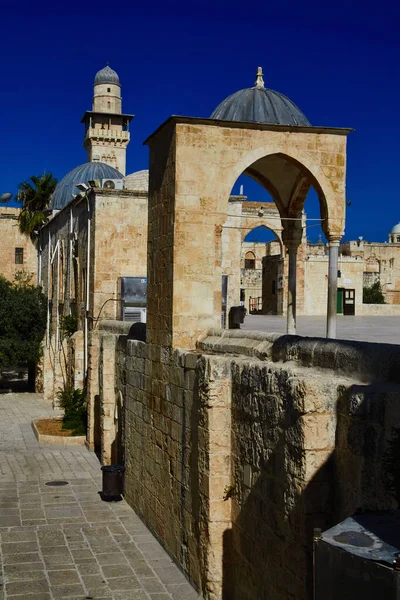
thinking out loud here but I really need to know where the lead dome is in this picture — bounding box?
[94,65,120,86]
[210,67,311,127]
[51,162,123,210]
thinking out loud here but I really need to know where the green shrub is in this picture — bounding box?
[56,387,87,436]
[363,280,385,304]
[60,314,79,339]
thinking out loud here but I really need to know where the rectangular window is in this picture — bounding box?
[15,248,24,264]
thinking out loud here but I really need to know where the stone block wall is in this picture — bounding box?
[0,207,37,283]
[90,326,400,600]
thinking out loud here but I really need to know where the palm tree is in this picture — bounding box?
[17,173,57,237]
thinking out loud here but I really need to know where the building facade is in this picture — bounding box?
[0,207,37,283]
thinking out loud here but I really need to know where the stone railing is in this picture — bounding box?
[85,129,130,140]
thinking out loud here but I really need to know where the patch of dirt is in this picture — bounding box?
[35,418,82,437]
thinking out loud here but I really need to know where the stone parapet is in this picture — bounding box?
[198,328,400,384]
[88,324,400,600]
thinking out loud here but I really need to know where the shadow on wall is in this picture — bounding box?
[220,364,400,600]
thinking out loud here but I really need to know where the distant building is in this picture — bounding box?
[0,207,37,283]
[260,226,400,316]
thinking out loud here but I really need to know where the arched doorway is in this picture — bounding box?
[241,226,282,314]
[221,176,284,321]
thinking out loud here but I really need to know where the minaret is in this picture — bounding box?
[81,64,134,175]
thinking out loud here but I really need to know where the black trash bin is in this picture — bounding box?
[101,465,125,502]
[228,305,247,329]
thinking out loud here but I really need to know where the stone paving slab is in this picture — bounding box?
[0,393,201,600]
[243,314,400,344]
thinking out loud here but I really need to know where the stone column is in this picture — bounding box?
[326,240,340,339]
[286,243,298,335]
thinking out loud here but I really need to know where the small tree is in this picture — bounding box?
[363,280,385,304]
[0,274,47,370]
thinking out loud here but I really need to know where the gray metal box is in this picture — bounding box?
[119,277,147,322]
[314,512,400,599]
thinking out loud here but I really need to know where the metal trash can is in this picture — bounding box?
[101,465,125,502]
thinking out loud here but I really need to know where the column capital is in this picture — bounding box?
[283,239,301,252]
[328,238,341,246]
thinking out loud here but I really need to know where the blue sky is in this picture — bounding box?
[1,1,398,243]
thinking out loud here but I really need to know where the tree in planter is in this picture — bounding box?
[363,280,385,304]
[0,274,47,388]
[56,387,87,436]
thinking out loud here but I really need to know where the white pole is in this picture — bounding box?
[326,241,340,339]
[286,246,297,335]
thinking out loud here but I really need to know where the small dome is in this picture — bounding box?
[123,170,149,192]
[51,162,123,210]
[94,65,120,86]
[391,223,400,234]
[210,67,311,127]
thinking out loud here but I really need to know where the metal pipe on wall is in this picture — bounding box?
[46,230,51,347]
[84,195,91,379]
[69,207,73,308]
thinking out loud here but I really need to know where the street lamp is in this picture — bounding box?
[0,192,12,202]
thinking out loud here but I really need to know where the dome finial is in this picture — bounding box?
[255,66,265,89]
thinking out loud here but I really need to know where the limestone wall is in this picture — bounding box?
[342,240,400,304]
[357,303,400,315]
[304,255,364,315]
[90,326,400,600]
[92,191,148,321]
[0,207,37,282]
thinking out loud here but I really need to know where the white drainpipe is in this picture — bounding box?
[69,207,73,308]
[50,240,60,351]
[46,230,51,347]
[84,195,91,379]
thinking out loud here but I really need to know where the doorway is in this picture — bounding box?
[343,289,355,316]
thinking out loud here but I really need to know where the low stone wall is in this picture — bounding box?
[357,303,400,315]
[90,327,400,600]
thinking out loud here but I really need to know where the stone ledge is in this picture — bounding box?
[98,320,133,335]
[31,418,86,446]
[197,328,400,384]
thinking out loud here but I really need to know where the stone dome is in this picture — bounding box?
[51,162,123,210]
[123,170,149,192]
[210,67,311,127]
[94,65,120,87]
[391,223,400,234]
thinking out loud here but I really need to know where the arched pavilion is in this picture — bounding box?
[145,68,352,348]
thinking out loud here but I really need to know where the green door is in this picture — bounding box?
[337,288,343,314]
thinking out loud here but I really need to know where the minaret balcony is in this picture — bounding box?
[85,129,130,142]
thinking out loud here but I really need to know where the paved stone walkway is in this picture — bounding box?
[243,314,400,344]
[0,393,200,600]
